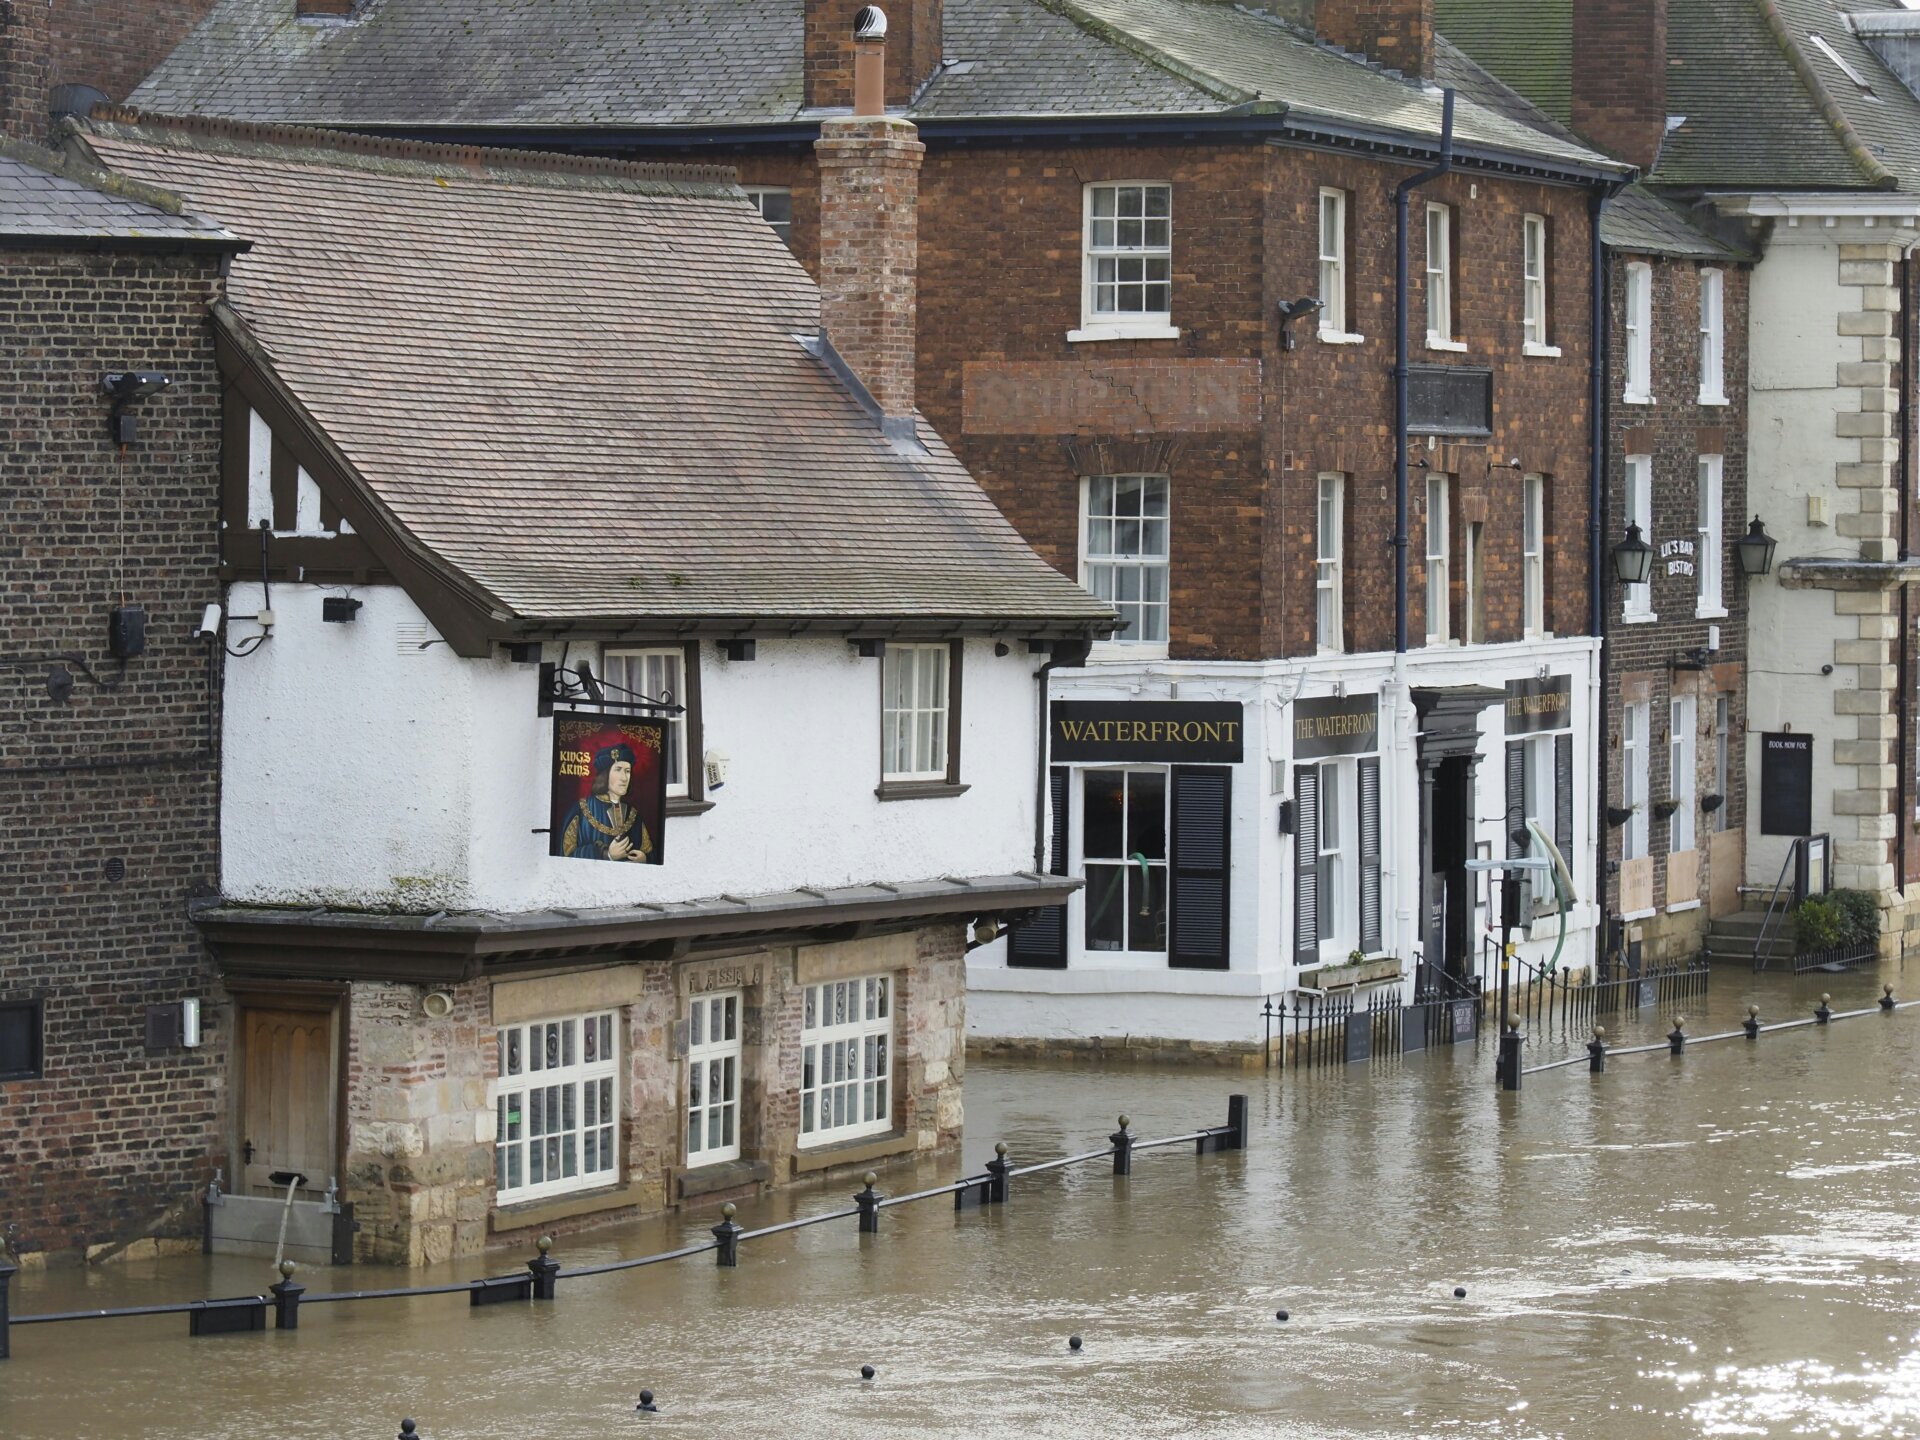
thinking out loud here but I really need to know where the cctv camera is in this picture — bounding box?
[197,602,223,640]
[101,371,172,403]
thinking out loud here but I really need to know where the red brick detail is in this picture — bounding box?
[962,359,1261,434]
[815,116,925,418]
[1317,0,1434,79]
[0,0,220,144]
[297,0,355,15]
[0,0,53,141]
[1570,0,1667,170]
[804,0,943,111]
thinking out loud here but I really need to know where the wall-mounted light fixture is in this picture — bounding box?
[1611,523,1654,586]
[1275,296,1324,351]
[1735,516,1778,578]
[717,637,756,662]
[101,370,171,447]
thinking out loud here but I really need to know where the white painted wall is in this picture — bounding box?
[969,636,1601,1047]
[221,583,1046,911]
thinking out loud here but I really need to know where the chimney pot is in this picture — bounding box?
[853,8,887,118]
[296,0,356,17]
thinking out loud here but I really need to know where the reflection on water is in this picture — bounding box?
[2,965,1916,1438]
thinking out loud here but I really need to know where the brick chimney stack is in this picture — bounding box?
[814,7,925,423]
[1570,0,1668,171]
[296,0,356,15]
[805,0,943,111]
[0,0,54,142]
[1317,0,1435,80]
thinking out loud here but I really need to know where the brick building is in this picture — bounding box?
[0,139,243,1260]
[129,0,1633,1056]
[0,0,221,143]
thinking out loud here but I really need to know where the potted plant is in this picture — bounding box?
[1701,793,1725,815]
[1652,797,1681,820]
[1605,803,1636,827]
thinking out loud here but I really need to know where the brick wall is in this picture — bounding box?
[1601,250,1751,957]
[1570,0,1668,169]
[804,0,942,110]
[0,0,219,142]
[1316,0,1435,77]
[815,115,925,418]
[0,248,227,1259]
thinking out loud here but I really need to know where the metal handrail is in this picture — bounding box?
[1522,996,1915,1075]
[1751,838,1802,973]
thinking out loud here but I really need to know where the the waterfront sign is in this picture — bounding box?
[1050,701,1244,763]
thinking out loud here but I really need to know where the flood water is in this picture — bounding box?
[4,963,1918,1439]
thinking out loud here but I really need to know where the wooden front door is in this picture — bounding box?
[239,1002,338,1196]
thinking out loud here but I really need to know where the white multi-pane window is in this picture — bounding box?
[1425,474,1451,644]
[685,991,741,1166]
[1518,734,1556,911]
[603,647,688,797]
[1318,188,1348,338]
[1670,695,1697,855]
[1623,453,1654,620]
[1083,182,1172,328]
[1463,520,1486,644]
[1083,474,1170,646]
[743,186,793,246]
[494,1012,619,1204]
[1697,455,1724,615]
[799,976,892,1146]
[1316,760,1351,959]
[1523,474,1546,637]
[1622,701,1650,862]
[1523,214,1552,352]
[1624,262,1653,403]
[1316,473,1344,653]
[1713,695,1732,832]
[881,643,951,782]
[1698,268,1726,403]
[1425,203,1455,346]
[1083,768,1168,953]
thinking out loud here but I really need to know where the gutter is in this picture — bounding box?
[1393,88,1454,655]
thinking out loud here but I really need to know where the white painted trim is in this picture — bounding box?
[1620,907,1659,922]
[1425,335,1469,353]
[1667,898,1703,914]
[1522,342,1564,358]
[1694,605,1729,621]
[1067,323,1181,343]
[1619,612,1661,625]
[1318,329,1366,345]
[1714,193,1920,220]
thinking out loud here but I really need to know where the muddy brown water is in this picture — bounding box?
[3,963,1917,1439]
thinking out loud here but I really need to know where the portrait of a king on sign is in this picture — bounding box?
[551,713,667,865]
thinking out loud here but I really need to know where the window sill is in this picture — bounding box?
[489,1179,647,1233]
[1318,329,1366,346]
[1425,335,1469,353]
[876,780,971,802]
[1067,321,1181,344]
[1620,906,1658,922]
[1523,341,1563,358]
[1694,605,1729,621]
[1621,392,1655,406]
[666,797,716,817]
[1085,640,1168,663]
[1667,898,1703,914]
[792,1130,915,1174]
[1620,611,1660,625]
[1698,394,1730,408]
[677,1158,770,1200]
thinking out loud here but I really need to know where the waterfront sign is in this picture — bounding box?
[1050,701,1244,763]
[1504,675,1571,735]
[1292,693,1379,760]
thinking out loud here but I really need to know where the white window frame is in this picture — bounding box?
[603,646,690,798]
[1698,268,1727,404]
[1623,454,1655,621]
[1425,203,1464,350]
[1519,734,1556,912]
[1318,188,1360,342]
[1316,758,1358,961]
[1080,766,1169,957]
[1463,519,1486,644]
[1696,455,1725,617]
[1523,474,1546,637]
[1425,474,1451,644]
[1522,214,1560,356]
[685,990,742,1167]
[1081,474,1170,653]
[1073,181,1178,342]
[1623,701,1650,862]
[1670,695,1697,855]
[742,186,793,246]
[493,1012,620,1205]
[881,642,951,783]
[1624,262,1654,403]
[1316,473,1344,653]
[799,975,893,1147]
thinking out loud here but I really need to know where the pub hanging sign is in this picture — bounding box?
[1292,693,1380,760]
[550,711,667,864]
[1050,701,1244,763]
[1504,674,1572,735]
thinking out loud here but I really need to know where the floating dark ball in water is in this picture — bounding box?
[860,1365,876,1381]
[1275,1309,1290,1322]
[1454,1287,1467,1299]
[635,1390,658,1414]
[1068,1334,1082,1351]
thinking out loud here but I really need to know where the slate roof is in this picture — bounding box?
[1432,0,1570,123]
[0,137,238,245]
[72,115,1113,633]
[129,0,1620,174]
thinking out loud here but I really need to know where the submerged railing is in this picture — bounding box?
[0,1095,1249,1361]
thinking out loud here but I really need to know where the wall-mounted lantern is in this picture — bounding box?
[1735,516,1778,578]
[1611,523,1654,586]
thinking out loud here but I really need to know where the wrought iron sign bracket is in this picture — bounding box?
[537,660,685,719]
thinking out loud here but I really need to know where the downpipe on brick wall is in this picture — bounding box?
[1393,90,1454,654]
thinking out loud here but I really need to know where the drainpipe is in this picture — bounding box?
[1394,90,1455,654]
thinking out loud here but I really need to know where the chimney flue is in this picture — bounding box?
[853,6,888,117]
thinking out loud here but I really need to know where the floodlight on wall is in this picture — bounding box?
[1735,516,1778,578]
[101,370,171,447]
[1276,296,1324,351]
[1611,523,1654,586]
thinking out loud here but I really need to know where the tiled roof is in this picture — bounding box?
[74,116,1113,632]
[1432,0,1570,123]
[129,0,1619,172]
[1600,186,1750,261]
[0,136,238,244]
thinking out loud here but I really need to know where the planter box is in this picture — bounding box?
[1300,957,1403,991]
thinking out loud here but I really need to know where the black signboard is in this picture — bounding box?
[1050,701,1244,764]
[1759,732,1813,836]
[1293,693,1380,761]
[551,711,668,864]
[1504,675,1572,735]
[1407,364,1494,437]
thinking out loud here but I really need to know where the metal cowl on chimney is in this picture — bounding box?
[853,6,888,117]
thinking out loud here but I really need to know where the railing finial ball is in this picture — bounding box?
[278,1259,296,1279]
[1117,1114,1129,1130]
[1592,1024,1605,1039]
[1749,1004,1760,1018]
[537,1234,552,1255]
[994,1141,1008,1157]
[863,1171,878,1188]
[721,1202,736,1219]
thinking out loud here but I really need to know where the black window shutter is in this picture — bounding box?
[1358,756,1382,954]
[1554,732,1575,873]
[1505,741,1527,859]
[1008,766,1070,969]
[1293,765,1319,969]
[1169,765,1232,970]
